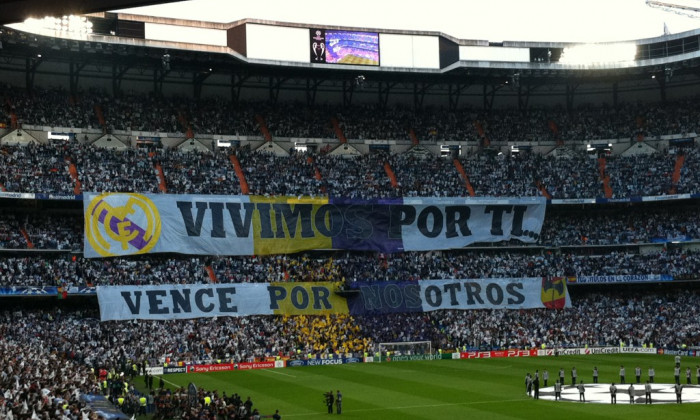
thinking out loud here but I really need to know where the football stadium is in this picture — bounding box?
[1,0,700,419]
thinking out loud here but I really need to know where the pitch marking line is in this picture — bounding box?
[282,398,527,417]
[260,369,297,378]
[494,364,512,370]
[156,376,183,388]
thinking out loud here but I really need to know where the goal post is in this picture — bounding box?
[377,341,432,362]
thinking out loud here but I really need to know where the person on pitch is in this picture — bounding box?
[577,381,586,402]
[609,383,617,404]
[645,381,652,404]
[554,380,562,401]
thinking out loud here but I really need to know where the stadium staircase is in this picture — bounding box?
[409,128,419,145]
[602,175,612,198]
[67,160,82,195]
[154,163,168,193]
[229,154,250,194]
[548,120,563,145]
[597,157,613,198]
[204,265,218,283]
[306,156,326,194]
[331,117,347,144]
[383,161,399,189]
[19,228,34,249]
[255,114,273,142]
[474,120,490,147]
[635,116,645,142]
[452,159,475,197]
[535,180,552,199]
[178,111,195,139]
[670,153,686,194]
[94,105,106,133]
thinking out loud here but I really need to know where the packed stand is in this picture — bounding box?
[1,288,699,369]
[1,140,699,199]
[314,152,397,199]
[0,143,75,195]
[4,83,700,144]
[676,147,700,194]
[1,247,700,287]
[72,144,161,193]
[1,85,100,129]
[388,153,466,197]
[0,213,81,250]
[434,288,700,350]
[1,288,700,418]
[159,148,241,195]
[540,206,700,246]
[0,310,102,419]
[603,152,676,198]
[239,149,321,196]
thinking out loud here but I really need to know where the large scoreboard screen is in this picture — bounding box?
[310,29,379,66]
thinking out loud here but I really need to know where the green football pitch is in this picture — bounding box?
[137,354,700,419]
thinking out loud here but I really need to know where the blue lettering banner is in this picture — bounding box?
[96,277,570,321]
[83,192,546,257]
[347,277,571,314]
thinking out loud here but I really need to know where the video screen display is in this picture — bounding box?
[310,29,379,66]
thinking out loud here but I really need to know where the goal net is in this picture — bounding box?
[377,341,432,361]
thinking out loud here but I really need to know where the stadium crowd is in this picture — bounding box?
[3,84,700,419]
[4,85,700,143]
[1,288,699,418]
[0,142,699,199]
[2,204,699,251]
[2,83,700,200]
[0,246,699,287]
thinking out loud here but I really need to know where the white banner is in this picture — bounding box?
[83,192,546,258]
[417,278,570,311]
[537,347,655,356]
[97,283,272,321]
[145,367,164,375]
[621,347,657,354]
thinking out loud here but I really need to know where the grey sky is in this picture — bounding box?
[115,0,700,42]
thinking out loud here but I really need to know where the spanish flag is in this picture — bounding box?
[540,277,568,309]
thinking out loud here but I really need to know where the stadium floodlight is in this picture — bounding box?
[21,15,93,36]
[559,43,637,65]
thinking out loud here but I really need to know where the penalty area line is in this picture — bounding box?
[281,397,528,417]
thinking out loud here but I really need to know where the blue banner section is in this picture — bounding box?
[0,192,82,200]
[0,287,57,295]
[1,191,699,204]
[0,286,95,296]
[286,357,362,367]
[347,278,572,315]
[81,395,129,420]
[346,281,423,315]
[549,193,700,205]
[569,274,673,284]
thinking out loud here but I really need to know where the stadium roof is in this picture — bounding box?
[1,0,700,104]
[3,0,700,42]
[112,0,700,43]
[0,0,179,25]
